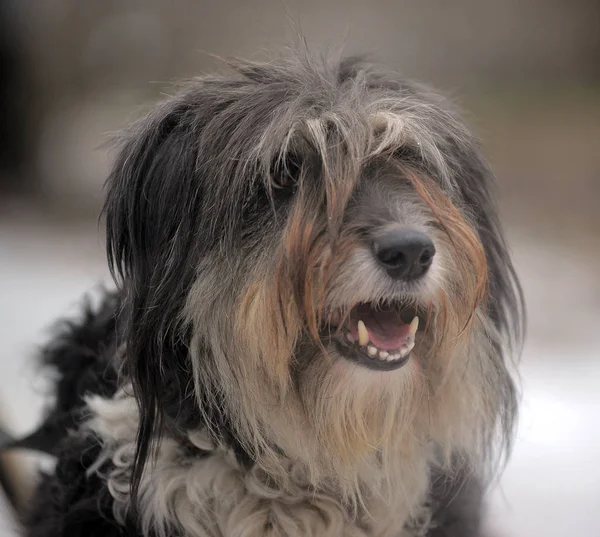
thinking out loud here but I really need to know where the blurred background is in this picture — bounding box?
[0,1,599,535]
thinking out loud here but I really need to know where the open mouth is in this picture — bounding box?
[326,302,423,371]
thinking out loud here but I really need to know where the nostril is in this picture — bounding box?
[419,247,434,267]
[378,249,406,268]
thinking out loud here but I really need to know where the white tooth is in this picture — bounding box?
[367,345,378,357]
[389,353,401,361]
[409,316,419,336]
[379,350,389,359]
[357,320,369,346]
[399,341,415,358]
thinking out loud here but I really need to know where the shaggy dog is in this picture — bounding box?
[23,52,523,537]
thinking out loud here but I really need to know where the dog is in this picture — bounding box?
[22,51,523,537]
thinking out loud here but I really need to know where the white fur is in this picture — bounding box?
[85,387,435,537]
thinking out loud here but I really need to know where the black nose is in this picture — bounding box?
[372,229,436,280]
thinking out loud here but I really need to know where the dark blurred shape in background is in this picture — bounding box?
[0,2,599,537]
[1,0,599,223]
[0,0,39,196]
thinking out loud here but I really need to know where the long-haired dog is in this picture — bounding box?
[23,51,523,537]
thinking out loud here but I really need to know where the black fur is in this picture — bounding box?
[25,434,139,537]
[41,293,121,432]
[19,294,121,534]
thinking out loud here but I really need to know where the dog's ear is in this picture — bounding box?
[103,98,204,496]
[447,143,525,350]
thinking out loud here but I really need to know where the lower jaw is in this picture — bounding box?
[332,340,411,371]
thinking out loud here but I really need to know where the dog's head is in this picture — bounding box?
[105,54,523,499]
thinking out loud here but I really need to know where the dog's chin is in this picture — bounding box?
[322,301,426,372]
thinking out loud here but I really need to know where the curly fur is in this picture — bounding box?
[24,49,523,537]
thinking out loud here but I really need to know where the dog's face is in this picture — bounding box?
[105,56,523,496]
[313,162,482,370]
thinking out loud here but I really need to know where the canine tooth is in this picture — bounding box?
[409,316,419,336]
[367,345,378,357]
[357,320,369,346]
[379,350,389,359]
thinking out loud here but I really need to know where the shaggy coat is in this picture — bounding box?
[24,52,523,537]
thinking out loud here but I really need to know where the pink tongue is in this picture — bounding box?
[349,307,412,351]
[364,321,412,351]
